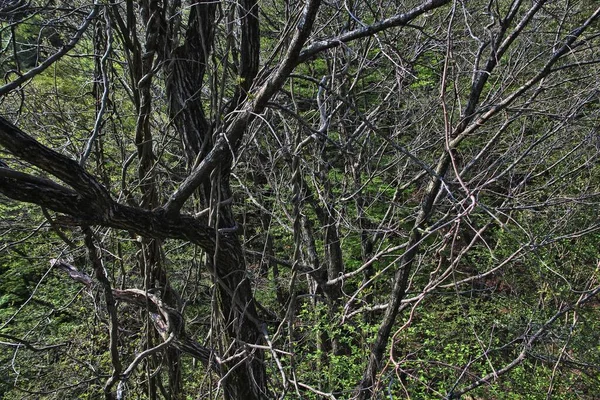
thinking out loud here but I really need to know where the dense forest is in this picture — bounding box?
[1,0,600,398]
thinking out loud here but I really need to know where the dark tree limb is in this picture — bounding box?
[0,117,112,207]
[166,0,216,168]
[0,167,97,216]
[236,0,260,100]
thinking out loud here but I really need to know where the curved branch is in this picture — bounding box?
[0,3,100,97]
[83,228,122,395]
[298,0,451,62]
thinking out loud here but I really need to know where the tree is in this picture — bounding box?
[1,0,600,399]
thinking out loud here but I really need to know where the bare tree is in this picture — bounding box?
[2,0,600,399]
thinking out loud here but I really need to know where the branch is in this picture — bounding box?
[450,5,600,146]
[119,332,175,381]
[163,137,227,214]
[0,171,221,254]
[238,0,260,94]
[0,116,112,206]
[82,228,122,395]
[0,119,225,254]
[51,259,93,287]
[0,332,67,352]
[251,0,322,111]
[298,0,452,62]
[0,3,100,97]
[164,0,323,214]
[0,167,97,216]
[446,284,600,399]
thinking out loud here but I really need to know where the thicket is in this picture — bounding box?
[1,0,600,399]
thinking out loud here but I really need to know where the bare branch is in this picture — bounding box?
[0,3,100,97]
[299,0,452,62]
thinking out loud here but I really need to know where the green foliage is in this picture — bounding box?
[290,302,378,398]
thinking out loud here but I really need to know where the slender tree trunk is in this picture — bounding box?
[164,2,267,397]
